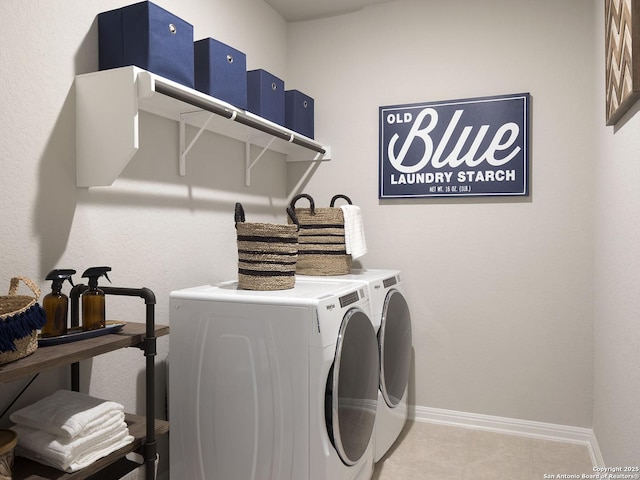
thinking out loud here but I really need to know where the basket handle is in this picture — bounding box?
[237,202,300,228]
[330,194,353,207]
[234,202,245,226]
[8,276,41,300]
[290,193,315,215]
[286,206,300,227]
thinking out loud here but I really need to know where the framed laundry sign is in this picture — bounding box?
[379,93,530,198]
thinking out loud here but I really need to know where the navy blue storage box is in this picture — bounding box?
[98,1,194,88]
[247,69,285,125]
[285,90,314,139]
[194,38,247,109]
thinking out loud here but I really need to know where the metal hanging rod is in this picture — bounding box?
[154,81,326,155]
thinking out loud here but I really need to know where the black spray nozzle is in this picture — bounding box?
[45,269,77,291]
[81,266,112,288]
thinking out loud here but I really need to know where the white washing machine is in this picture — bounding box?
[297,269,413,462]
[169,280,379,480]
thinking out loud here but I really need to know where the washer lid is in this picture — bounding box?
[379,289,412,408]
[170,280,361,305]
[328,308,379,465]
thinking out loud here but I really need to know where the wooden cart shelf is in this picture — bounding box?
[0,323,169,385]
[11,414,169,480]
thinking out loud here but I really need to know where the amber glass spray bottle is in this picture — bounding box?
[42,269,76,337]
[81,266,111,331]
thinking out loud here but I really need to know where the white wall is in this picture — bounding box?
[592,0,640,465]
[0,0,288,476]
[287,0,596,428]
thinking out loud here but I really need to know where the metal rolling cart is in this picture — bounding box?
[2,285,169,480]
[69,285,160,480]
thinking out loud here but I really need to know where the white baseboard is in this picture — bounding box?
[411,405,605,468]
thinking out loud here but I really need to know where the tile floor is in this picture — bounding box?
[372,420,594,480]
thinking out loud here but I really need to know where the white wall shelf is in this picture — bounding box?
[75,66,331,187]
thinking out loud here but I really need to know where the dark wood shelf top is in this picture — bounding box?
[0,322,169,384]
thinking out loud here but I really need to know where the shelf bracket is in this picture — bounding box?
[245,136,277,186]
[179,111,235,176]
[76,68,141,187]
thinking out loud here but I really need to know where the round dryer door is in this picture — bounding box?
[326,308,379,466]
[379,289,412,408]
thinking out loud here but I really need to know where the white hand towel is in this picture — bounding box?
[340,205,368,260]
[10,390,124,439]
[74,408,126,438]
[11,415,133,472]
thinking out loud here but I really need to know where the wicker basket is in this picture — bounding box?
[0,277,47,366]
[0,429,17,480]
[289,194,353,275]
[235,203,299,290]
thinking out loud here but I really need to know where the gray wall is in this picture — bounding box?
[592,0,640,466]
[287,0,595,428]
[0,0,289,476]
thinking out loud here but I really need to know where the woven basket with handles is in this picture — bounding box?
[289,193,353,275]
[0,277,47,365]
[235,203,300,290]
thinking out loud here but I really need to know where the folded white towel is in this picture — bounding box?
[75,408,126,438]
[341,205,368,260]
[10,390,124,439]
[12,415,133,472]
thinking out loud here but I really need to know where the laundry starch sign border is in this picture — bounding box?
[379,93,530,198]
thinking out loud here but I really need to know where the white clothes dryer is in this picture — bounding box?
[169,280,379,480]
[297,269,412,462]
